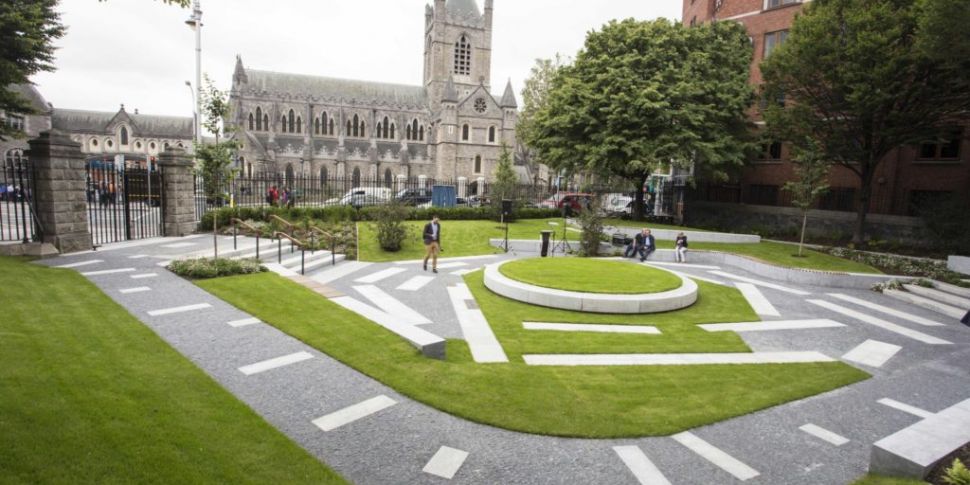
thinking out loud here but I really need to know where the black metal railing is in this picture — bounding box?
[0,158,36,243]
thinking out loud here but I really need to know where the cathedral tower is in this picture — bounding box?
[424,0,493,107]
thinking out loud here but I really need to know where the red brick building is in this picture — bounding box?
[682,0,969,223]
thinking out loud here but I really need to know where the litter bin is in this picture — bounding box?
[540,230,553,257]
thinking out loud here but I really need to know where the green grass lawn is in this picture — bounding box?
[200,271,869,438]
[0,256,346,484]
[498,257,683,294]
[357,218,573,262]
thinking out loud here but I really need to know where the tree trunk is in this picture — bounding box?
[852,167,875,248]
[632,175,647,221]
[798,210,808,257]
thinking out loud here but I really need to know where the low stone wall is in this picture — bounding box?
[948,255,970,276]
[491,239,911,290]
[687,201,928,244]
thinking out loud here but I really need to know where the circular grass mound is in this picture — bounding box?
[498,257,682,295]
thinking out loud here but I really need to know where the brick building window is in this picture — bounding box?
[917,129,962,160]
[818,187,856,212]
[747,184,779,206]
[765,0,800,10]
[758,142,783,161]
[454,35,472,76]
[764,30,789,57]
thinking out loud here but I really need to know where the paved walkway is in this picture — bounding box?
[40,236,970,485]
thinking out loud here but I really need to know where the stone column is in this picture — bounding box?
[457,176,467,198]
[28,130,92,253]
[157,148,197,237]
[418,174,428,188]
[396,174,406,192]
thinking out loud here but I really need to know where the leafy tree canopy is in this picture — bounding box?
[526,18,755,219]
[762,0,970,244]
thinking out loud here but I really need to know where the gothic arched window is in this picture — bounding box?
[406,125,412,141]
[382,117,389,139]
[419,126,425,141]
[384,168,392,188]
[390,123,395,139]
[329,118,334,135]
[488,126,496,143]
[280,116,287,133]
[256,107,263,130]
[474,155,482,174]
[352,115,359,137]
[296,117,303,134]
[454,35,471,76]
[314,117,320,135]
[249,113,255,131]
[288,110,296,133]
[360,121,366,138]
[263,114,269,132]
[347,120,352,136]
[462,124,470,141]
[120,127,129,146]
[320,166,328,185]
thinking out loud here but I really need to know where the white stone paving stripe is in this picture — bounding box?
[147,303,212,317]
[312,395,397,432]
[699,319,845,333]
[523,351,834,366]
[355,267,407,284]
[808,299,952,345]
[709,270,811,295]
[331,297,445,348]
[119,287,151,294]
[422,446,470,480]
[130,273,158,279]
[877,398,934,419]
[394,254,497,265]
[735,282,781,317]
[447,285,509,363]
[81,268,136,276]
[660,268,729,286]
[238,352,314,376]
[162,242,196,249]
[523,322,661,335]
[227,317,260,328]
[672,431,760,481]
[434,262,468,270]
[311,261,372,285]
[55,260,103,269]
[127,255,149,259]
[842,340,902,368]
[799,424,850,446]
[829,293,945,327]
[647,261,721,270]
[396,275,435,292]
[613,446,672,485]
[451,269,476,276]
[156,260,172,268]
[354,285,432,325]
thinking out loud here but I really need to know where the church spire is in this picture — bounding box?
[499,78,517,108]
[233,55,248,85]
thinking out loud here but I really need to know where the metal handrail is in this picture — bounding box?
[273,231,309,275]
[231,218,261,258]
[268,214,295,233]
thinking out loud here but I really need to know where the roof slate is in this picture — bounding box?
[244,70,428,108]
[51,108,192,138]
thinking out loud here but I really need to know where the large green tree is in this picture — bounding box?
[526,18,755,220]
[762,0,970,245]
[517,55,565,185]
[0,0,63,140]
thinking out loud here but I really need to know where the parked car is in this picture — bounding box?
[602,194,633,216]
[334,187,392,209]
[465,195,490,207]
[395,188,432,206]
[539,192,594,215]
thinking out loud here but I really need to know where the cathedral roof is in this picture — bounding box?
[7,84,51,114]
[51,108,193,138]
[244,70,428,108]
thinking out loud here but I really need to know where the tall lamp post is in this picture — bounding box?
[184,80,197,148]
[185,1,202,152]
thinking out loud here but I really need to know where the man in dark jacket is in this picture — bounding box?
[637,228,656,262]
[423,215,442,273]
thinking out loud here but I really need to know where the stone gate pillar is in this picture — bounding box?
[457,176,468,199]
[28,130,92,253]
[157,148,197,237]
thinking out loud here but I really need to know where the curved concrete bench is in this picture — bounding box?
[483,260,697,314]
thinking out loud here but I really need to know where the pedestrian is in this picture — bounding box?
[638,228,656,262]
[266,186,274,206]
[423,214,442,273]
[675,232,689,263]
[284,187,294,209]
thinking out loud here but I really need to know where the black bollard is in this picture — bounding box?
[540,230,553,257]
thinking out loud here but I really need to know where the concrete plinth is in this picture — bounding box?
[157,149,197,237]
[27,130,92,254]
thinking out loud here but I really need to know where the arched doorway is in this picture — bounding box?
[384,168,392,188]
[285,164,294,188]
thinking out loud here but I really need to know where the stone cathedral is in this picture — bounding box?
[228,0,518,187]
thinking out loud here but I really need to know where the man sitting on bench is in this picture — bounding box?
[624,228,656,261]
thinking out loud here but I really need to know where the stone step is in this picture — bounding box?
[904,284,970,310]
[871,397,970,479]
[883,289,965,319]
[930,280,970,300]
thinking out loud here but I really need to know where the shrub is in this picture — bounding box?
[944,458,970,485]
[167,258,266,279]
[373,203,410,252]
[577,199,605,257]
[871,279,904,293]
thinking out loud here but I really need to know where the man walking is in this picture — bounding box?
[423,215,442,273]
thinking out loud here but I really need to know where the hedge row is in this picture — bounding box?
[198,206,561,231]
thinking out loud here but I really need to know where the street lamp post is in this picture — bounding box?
[184,80,197,148]
[185,1,202,151]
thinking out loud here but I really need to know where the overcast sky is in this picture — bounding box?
[33,0,682,118]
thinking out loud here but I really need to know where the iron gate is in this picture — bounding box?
[86,161,163,246]
[0,155,36,243]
